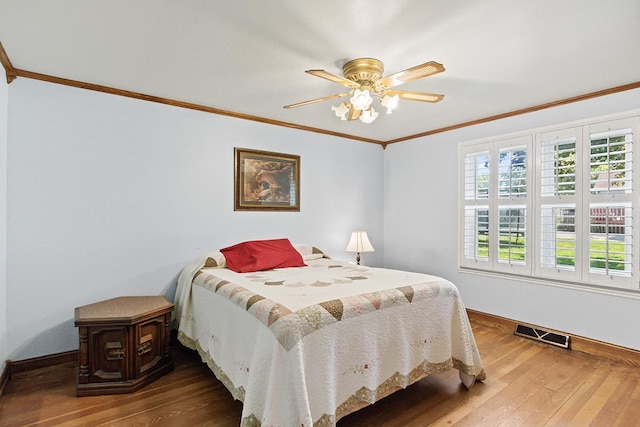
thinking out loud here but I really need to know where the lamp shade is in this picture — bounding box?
[345,231,375,253]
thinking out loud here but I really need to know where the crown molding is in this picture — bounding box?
[0,42,17,84]
[10,67,385,146]
[1,42,639,146]
[385,81,640,145]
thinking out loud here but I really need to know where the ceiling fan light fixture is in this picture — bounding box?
[359,107,378,124]
[381,94,399,114]
[350,88,373,111]
[331,102,350,120]
[286,58,445,124]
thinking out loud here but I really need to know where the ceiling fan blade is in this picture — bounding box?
[306,69,361,88]
[283,93,350,109]
[376,61,445,89]
[386,89,444,103]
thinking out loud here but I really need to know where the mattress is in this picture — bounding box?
[174,251,485,426]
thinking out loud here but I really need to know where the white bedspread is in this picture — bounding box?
[174,256,485,427]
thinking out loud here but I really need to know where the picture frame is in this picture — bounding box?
[234,148,300,211]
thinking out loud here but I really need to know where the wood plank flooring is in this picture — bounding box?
[1,320,639,426]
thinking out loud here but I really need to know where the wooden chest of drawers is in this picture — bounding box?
[74,296,174,396]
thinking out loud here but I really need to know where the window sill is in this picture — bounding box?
[458,267,640,300]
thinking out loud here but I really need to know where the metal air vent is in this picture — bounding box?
[514,323,570,349]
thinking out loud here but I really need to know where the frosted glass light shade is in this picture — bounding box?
[331,102,350,120]
[350,88,373,111]
[381,94,399,114]
[359,107,378,124]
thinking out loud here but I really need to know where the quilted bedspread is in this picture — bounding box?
[175,255,485,427]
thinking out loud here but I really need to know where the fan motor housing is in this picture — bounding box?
[343,58,384,84]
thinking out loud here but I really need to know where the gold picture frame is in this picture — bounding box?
[234,148,300,211]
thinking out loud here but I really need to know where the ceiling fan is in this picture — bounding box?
[284,58,445,124]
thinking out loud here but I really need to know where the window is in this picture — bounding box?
[459,115,640,291]
[461,137,532,275]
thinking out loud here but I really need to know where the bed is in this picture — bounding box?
[174,240,485,426]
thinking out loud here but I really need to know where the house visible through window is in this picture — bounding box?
[459,114,640,291]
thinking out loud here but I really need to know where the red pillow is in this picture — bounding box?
[220,238,306,273]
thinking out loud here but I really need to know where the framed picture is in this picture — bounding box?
[234,148,300,211]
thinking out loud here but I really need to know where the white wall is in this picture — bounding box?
[0,74,8,371]
[5,78,384,360]
[384,88,640,351]
[6,76,640,363]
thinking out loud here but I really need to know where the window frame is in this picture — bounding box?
[458,111,640,292]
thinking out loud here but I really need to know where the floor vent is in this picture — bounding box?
[514,323,570,349]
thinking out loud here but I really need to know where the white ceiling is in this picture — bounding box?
[1,0,639,143]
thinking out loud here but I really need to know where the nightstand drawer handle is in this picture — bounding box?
[138,333,153,356]
[105,342,126,360]
[137,341,152,356]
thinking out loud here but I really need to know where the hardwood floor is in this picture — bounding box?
[1,320,640,426]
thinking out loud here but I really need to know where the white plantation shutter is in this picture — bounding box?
[498,146,528,199]
[460,113,640,291]
[497,205,526,265]
[540,205,577,270]
[588,204,633,277]
[589,128,633,196]
[459,137,532,274]
[540,136,577,198]
[536,128,581,281]
[493,138,532,274]
[463,206,489,262]
[583,119,638,289]
[464,150,490,200]
[461,149,490,266]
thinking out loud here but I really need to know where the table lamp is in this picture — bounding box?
[345,231,375,265]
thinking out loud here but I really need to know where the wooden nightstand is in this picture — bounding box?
[74,296,174,396]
